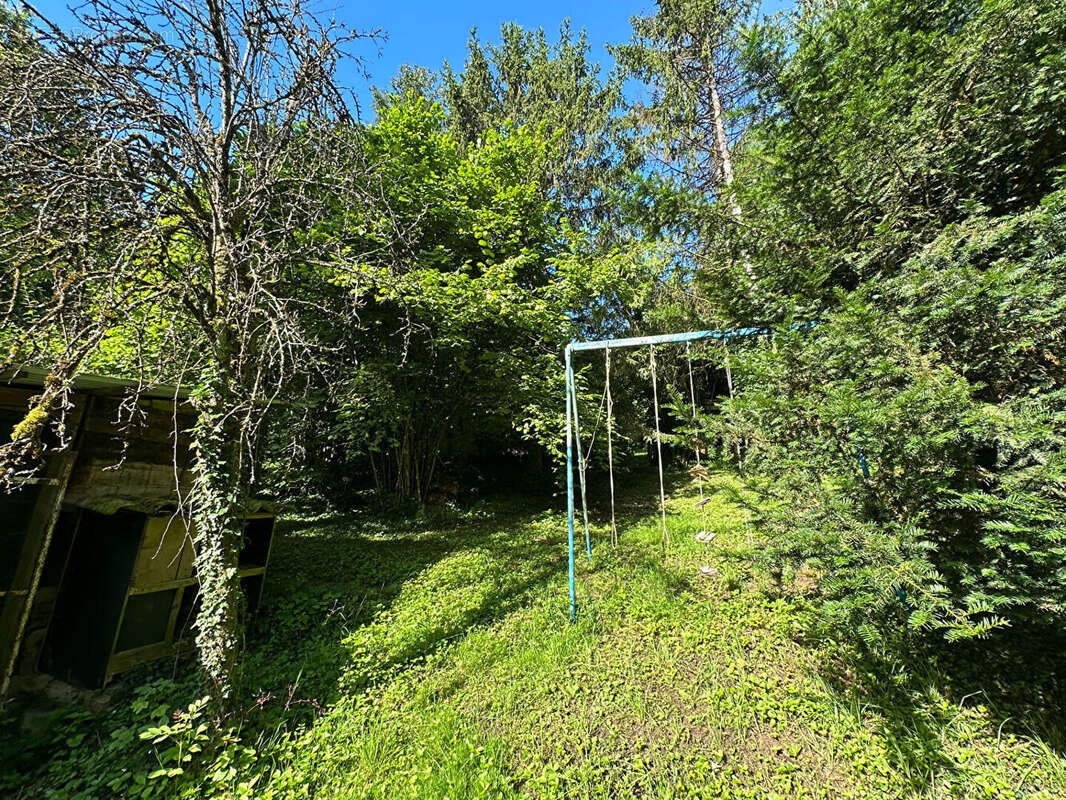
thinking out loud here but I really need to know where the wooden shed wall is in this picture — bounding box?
[1,385,200,693]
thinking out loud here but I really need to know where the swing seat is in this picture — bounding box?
[695,530,717,543]
[694,496,712,508]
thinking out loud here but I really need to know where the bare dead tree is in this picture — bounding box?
[0,0,384,713]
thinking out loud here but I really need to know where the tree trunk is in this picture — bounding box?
[189,369,245,717]
[708,74,740,220]
[706,50,755,282]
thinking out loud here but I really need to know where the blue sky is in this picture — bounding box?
[25,0,793,116]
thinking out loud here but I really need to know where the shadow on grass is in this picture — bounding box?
[238,468,696,732]
[941,621,1066,745]
[642,465,1066,793]
[233,495,570,731]
[811,616,1066,793]
[0,492,586,795]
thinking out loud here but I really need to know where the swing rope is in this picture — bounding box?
[580,382,609,465]
[605,347,617,548]
[571,367,612,557]
[722,344,741,462]
[720,341,751,544]
[649,345,669,546]
[686,342,708,536]
[569,380,592,561]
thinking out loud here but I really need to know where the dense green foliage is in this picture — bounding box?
[727,0,1066,308]
[666,0,1066,646]
[437,22,634,227]
[282,94,655,500]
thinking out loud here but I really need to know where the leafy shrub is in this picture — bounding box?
[712,303,997,646]
[138,696,263,799]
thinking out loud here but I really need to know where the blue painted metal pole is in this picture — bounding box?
[567,326,767,352]
[565,345,577,620]
[567,322,819,353]
[856,448,870,479]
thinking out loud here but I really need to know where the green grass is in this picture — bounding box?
[5,470,1066,799]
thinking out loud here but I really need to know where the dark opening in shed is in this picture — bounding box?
[1,369,278,698]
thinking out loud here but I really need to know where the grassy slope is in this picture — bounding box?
[252,471,1065,800]
[5,471,1065,798]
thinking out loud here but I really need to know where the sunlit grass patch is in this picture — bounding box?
[4,470,1064,799]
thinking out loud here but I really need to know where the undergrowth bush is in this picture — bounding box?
[713,194,1066,650]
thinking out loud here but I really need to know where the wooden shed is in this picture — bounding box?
[0,369,277,698]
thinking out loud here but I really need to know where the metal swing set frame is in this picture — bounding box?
[564,326,772,620]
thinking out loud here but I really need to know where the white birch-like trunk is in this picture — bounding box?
[709,76,740,219]
[707,49,755,282]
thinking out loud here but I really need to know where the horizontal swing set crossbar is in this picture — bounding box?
[564,325,773,621]
[565,326,769,353]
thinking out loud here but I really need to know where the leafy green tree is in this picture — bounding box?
[613,0,761,291]
[435,22,634,228]
[288,96,658,500]
[732,0,1066,309]
[687,0,1066,647]
[614,0,756,216]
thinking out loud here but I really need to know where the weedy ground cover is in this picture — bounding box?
[4,470,1064,799]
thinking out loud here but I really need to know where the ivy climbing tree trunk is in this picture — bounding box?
[189,372,245,710]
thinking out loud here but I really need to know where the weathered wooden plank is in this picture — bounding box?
[132,516,195,588]
[106,640,174,677]
[0,401,86,700]
[127,575,199,595]
[0,387,37,413]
